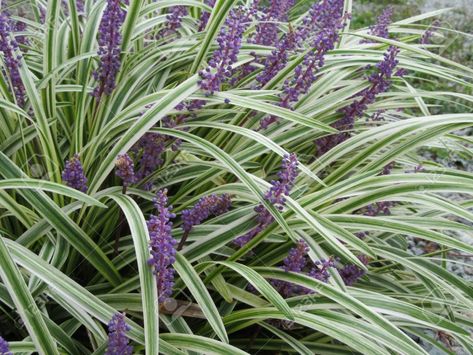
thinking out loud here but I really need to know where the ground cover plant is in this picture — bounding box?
[0,0,472,354]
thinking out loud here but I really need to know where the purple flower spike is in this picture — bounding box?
[274,240,309,297]
[62,154,88,192]
[158,6,188,38]
[420,19,441,45]
[198,0,216,32]
[0,336,12,355]
[234,153,298,246]
[61,0,85,15]
[265,152,298,206]
[198,6,254,95]
[148,189,177,303]
[115,154,136,187]
[363,6,393,43]
[92,0,127,99]
[252,0,294,46]
[283,239,309,273]
[338,255,369,286]
[316,46,400,156]
[132,133,166,183]
[272,240,335,297]
[181,193,232,234]
[260,0,347,129]
[106,313,132,355]
[256,30,296,87]
[12,18,29,47]
[0,12,26,108]
[309,257,336,283]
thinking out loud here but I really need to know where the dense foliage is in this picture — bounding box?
[0,0,472,354]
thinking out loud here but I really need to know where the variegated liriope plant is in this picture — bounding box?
[0,0,472,354]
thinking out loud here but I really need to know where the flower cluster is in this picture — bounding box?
[131,100,202,189]
[106,313,132,355]
[234,153,298,246]
[420,20,441,45]
[115,153,136,187]
[198,0,216,32]
[260,0,346,129]
[338,255,369,286]
[92,0,127,99]
[255,30,296,87]
[198,6,254,95]
[273,240,336,297]
[362,6,393,43]
[181,193,232,234]
[0,336,11,355]
[158,6,188,38]
[309,257,336,283]
[265,152,298,207]
[252,0,294,46]
[274,240,309,297]
[62,154,88,192]
[61,0,85,15]
[148,190,177,303]
[0,12,26,107]
[12,17,29,47]
[316,46,401,156]
[132,133,166,184]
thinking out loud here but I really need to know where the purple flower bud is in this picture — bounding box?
[61,0,85,15]
[148,189,177,303]
[62,154,88,192]
[264,152,298,205]
[234,153,298,246]
[294,0,346,44]
[256,30,297,87]
[106,313,132,355]
[158,6,188,38]
[308,257,336,283]
[420,19,441,45]
[132,100,203,189]
[115,154,136,187]
[198,0,216,32]
[283,239,308,273]
[315,46,400,156]
[272,240,335,297]
[338,255,369,286]
[198,6,254,95]
[181,193,232,234]
[0,12,26,107]
[132,132,166,186]
[273,240,309,297]
[0,336,12,355]
[414,164,425,173]
[260,0,347,129]
[92,0,127,99]
[252,0,294,46]
[12,18,29,47]
[362,6,393,43]
[381,161,394,176]
[360,161,396,216]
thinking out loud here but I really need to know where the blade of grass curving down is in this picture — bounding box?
[254,267,428,355]
[160,333,248,355]
[0,179,107,208]
[108,194,159,355]
[174,253,229,343]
